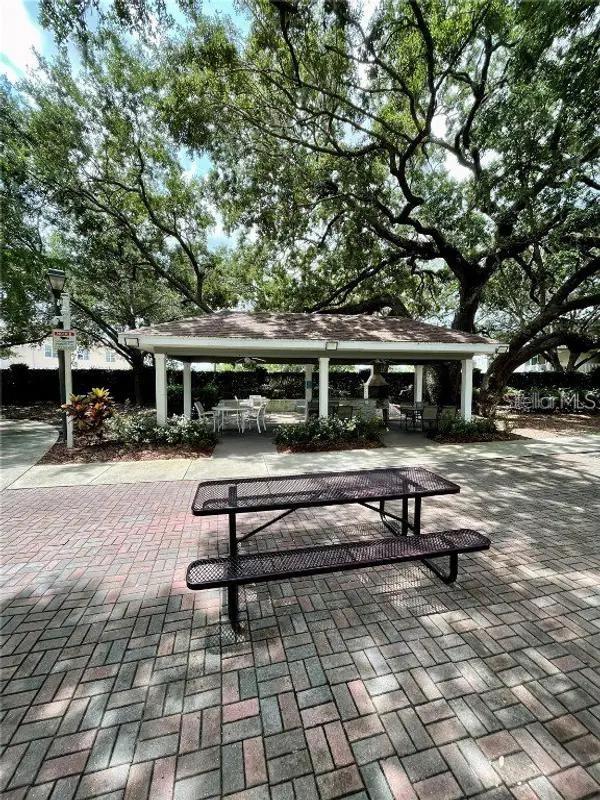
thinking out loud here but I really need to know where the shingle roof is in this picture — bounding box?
[130,311,494,345]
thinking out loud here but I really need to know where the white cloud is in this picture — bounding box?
[0,0,42,81]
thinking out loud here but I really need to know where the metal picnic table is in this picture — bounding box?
[187,466,489,630]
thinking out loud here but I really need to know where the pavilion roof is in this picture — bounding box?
[129,311,494,346]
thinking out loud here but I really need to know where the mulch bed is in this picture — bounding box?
[277,439,383,453]
[428,431,524,444]
[38,441,214,464]
[3,402,134,425]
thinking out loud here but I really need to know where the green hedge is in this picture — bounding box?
[4,362,596,408]
[2,364,413,407]
[108,412,217,448]
[507,369,600,390]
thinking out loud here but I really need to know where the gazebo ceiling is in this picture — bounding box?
[119,311,499,361]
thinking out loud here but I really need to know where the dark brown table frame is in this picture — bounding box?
[191,467,462,629]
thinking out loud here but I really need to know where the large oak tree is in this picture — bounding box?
[163,0,599,406]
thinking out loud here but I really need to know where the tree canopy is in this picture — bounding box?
[2,0,599,407]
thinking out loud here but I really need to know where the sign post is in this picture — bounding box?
[54,296,75,448]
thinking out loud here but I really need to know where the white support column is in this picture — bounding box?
[414,365,424,403]
[155,353,167,425]
[318,357,329,418]
[183,362,192,420]
[460,358,473,421]
[364,365,373,399]
[304,365,313,421]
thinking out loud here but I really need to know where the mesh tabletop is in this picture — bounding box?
[192,467,460,516]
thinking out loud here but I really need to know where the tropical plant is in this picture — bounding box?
[63,387,115,440]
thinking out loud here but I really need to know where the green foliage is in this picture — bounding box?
[163,0,599,392]
[6,0,600,413]
[63,387,115,440]
[108,411,157,444]
[108,411,217,448]
[153,416,218,448]
[274,416,383,448]
[196,381,220,411]
[2,31,239,357]
[435,416,497,437]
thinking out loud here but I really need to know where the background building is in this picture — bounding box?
[1,339,131,371]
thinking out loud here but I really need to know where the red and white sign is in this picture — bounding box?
[52,329,77,351]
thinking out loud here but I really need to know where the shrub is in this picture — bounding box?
[63,388,114,440]
[108,411,157,444]
[108,412,217,449]
[153,416,218,448]
[196,381,220,411]
[435,415,497,437]
[507,370,599,391]
[274,416,384,447]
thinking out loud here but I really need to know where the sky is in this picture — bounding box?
[0,0,242,82]
[0,0,47,82]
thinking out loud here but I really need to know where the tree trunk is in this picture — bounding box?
[480,347,533,417]
[565,350,581,373]
[452,278,486,333]
[435,275,486,406]
[479,355,515,417]
[543,349,563,372]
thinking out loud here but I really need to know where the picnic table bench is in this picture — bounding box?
[187,467,490,630]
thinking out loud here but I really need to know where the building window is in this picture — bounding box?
[77,348,90,361]
[44,342,54,358]
[105,349,116,363]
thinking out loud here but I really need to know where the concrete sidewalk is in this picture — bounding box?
[0,419,58,490]
[4,428,600,489]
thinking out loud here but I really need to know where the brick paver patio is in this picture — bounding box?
[1,452,600,799]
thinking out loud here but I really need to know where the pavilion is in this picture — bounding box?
[118,311,501,424]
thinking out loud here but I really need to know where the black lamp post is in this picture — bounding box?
[46,268,67,441]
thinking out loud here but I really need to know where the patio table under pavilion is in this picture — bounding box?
[118,311,501,425]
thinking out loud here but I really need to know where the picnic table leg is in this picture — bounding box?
[228,511,240,631]
[402,498,409,535]
[413,497,421,536]
[422,553,458,584]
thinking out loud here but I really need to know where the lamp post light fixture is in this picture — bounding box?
[46,268,67,304]
[45,268,73,447]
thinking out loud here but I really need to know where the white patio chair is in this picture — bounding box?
[194,401,216,431]
[242,401,268,433]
